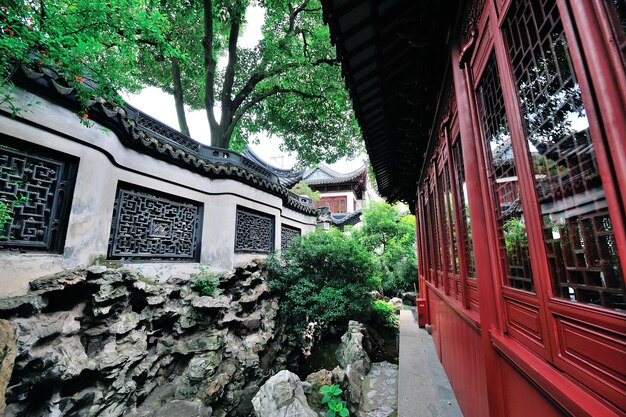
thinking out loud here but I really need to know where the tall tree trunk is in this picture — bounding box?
[171,57,190,137]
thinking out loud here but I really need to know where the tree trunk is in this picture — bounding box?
[171,57,190,137]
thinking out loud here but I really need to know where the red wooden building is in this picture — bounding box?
[322,0,626,416]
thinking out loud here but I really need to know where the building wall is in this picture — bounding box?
[0,89,317,296]
[416,1,626,416]
[316,190,357,213]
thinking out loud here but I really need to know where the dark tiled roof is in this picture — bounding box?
[321,0,457,209]
[11,65,318,216]
[241,148,304,187]
[302,164,367,186]
[331,208,362,230]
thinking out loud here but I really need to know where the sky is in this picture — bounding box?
[124,6,365,173]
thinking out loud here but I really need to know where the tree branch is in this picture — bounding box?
[219,7,242,132]
[203,0,218,135]
[231,57,338,112]
[225,86,322,140]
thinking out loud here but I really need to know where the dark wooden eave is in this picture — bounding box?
[322,0,457,209]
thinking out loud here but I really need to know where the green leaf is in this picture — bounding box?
[321,394,331,404]
[326,411,336,417]
[330,385,342,396]
[339,408,350,417]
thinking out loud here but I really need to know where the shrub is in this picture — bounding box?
[370,300,399,333]
[353,201,417,297]
[267,228,379,333]
[192,265,220,297]
[321,384,349,417]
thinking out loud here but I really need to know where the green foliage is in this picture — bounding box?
[370,300,399,333]
[0,193,28,239]
[353,202,417,297]
[320,384,349,417]
[192,264,220,297]
[503,217,528,254]
[0,0,175,117]
[267,228,379,333]
[290,181,321,204]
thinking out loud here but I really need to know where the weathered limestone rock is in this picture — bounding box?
[401,291,417,306]
[336,321,372,411]
[336,321,371,372]
[304,369,333,412]
[252,370,317,417]
[0,261,294,417]
[0,319,16,415]
[388,298,403,313]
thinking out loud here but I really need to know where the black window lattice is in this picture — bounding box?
[0,141,76,252]
[108,186,202,261]
[234,207,274,253]
[280,225,301,250]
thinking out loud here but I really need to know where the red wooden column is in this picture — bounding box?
[453,39,506,417]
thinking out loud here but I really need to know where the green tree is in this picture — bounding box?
[1,0,175,117]
[353,201,417,296]
[137,0,362,163]
[267,228,379,334]
[290,180,320,204]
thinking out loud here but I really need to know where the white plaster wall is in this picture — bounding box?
[0,89,317,295]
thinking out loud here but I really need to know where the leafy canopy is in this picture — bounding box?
[1,0,175,114]
[290,181,321,203]
[138,0,364,164]
[2,0,363,165]
[267,228,379,333]
[352,201,417,296]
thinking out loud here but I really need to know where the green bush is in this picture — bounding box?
[192,265,220,297]
[352,201,417,297]
[370,300,399,333]
[267,228,379,333]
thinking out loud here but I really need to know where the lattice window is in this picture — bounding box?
[108,185,202,261]
[0,140,76,252]
[476,54,534,292]
[503,0,625,309]
[235,206,275,253]
[452,139,475,279]
[281,225,301,250]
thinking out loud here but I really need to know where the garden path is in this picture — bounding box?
[397,309,464,417]
[358,361,398,417]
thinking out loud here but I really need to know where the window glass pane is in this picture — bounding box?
[452,140,476,279]
[476,54,535,292]
[430,188,443,275]
[444,163,459,276]
[503,0,625,310]
[438,170,451,275]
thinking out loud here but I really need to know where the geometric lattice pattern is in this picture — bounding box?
[476,53,534,292]
[234,206,274,253]
[280,224,301,250]
[503,0,625,309]
[108,186,202,260]
[0,142,76,251]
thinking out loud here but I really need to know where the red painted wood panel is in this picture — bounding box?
[498,356,565,417]
[553,317,626,412]
[428,288,489,417]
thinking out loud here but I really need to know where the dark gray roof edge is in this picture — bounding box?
[12,64,318,216]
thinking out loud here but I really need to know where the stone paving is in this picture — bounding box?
[357,361,399,417]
